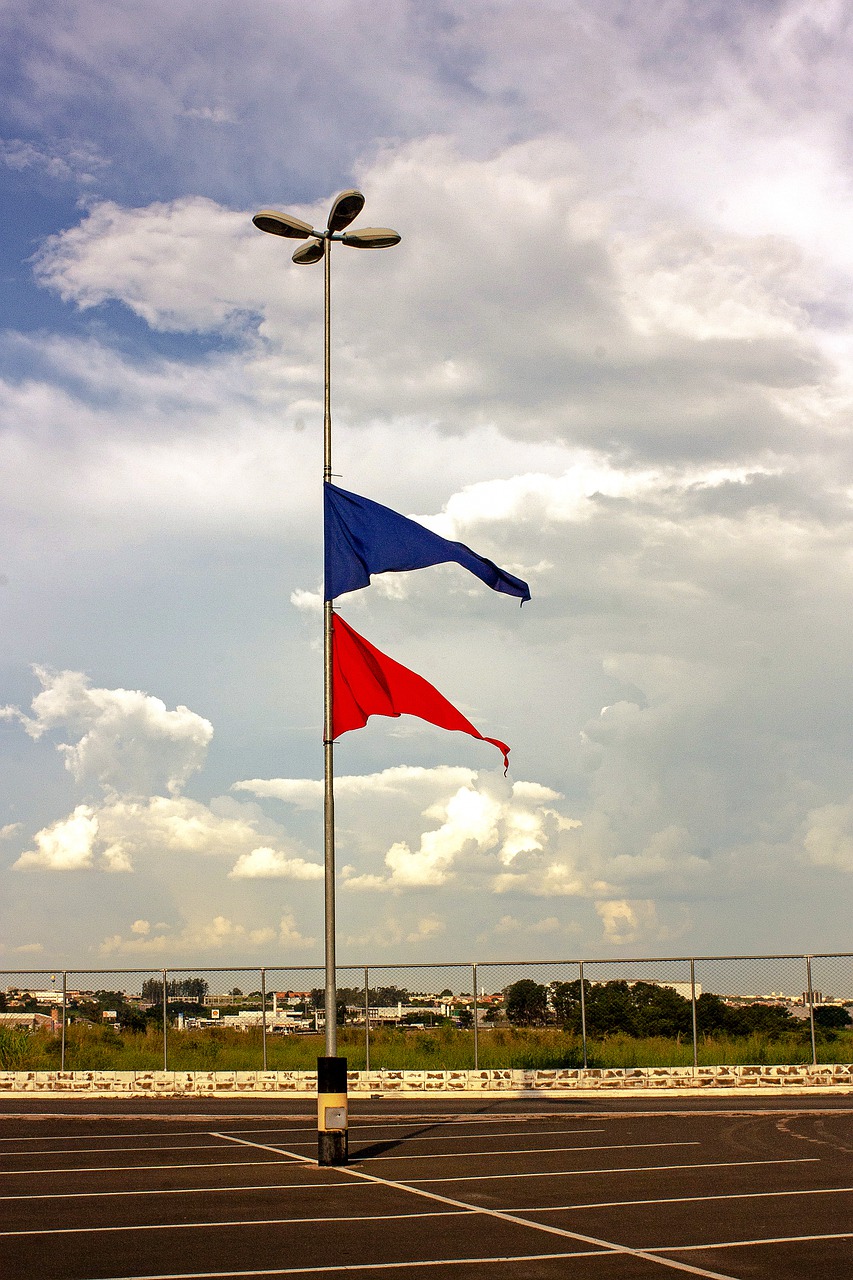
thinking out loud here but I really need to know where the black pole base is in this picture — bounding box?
[317,1055,348,1166]
[318,1129,348,1166]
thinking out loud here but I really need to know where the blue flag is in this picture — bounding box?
[324,482,531,603]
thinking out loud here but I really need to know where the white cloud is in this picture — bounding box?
[4,2,853,959]
[594,899,660,946]
[0,137,106,183]
[13,805,101,872]
[343,774,578,893]
[181,106,236,125]
[10,667,212,798]
[491,914,563,937]
[27,133,831,467]
[99,911,313,956]
[289,588,323,614]
[345,914,445,949]
[12,794,316,877]
[33,198,263,334]
[228,847,323,880]
[0,823,21,839]
[235,765,477,809]
[803,801,853,872]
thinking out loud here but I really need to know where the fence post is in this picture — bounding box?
[806,954,817,1067]
[61,970,67,1071]
[261,968,267,1071]
[690,958,698,1072]
[472,964,479,1071]
[364,966,370,1074]
[162,969,168,1071]
[579,961,588,1069]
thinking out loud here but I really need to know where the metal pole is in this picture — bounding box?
[579,961,588,1069]
[162,969,168,1071]
[806,954,817,1067]
[317,229,347,1167]
[61,970,67,1071]
[261,968,267,1071]
[323,231,337,1060]
[472,964,479,1069]
[364,966,370,1073]
[690,958,698,1072]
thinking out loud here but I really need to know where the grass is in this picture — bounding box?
[3,1022,852,1072]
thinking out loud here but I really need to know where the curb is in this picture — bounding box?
[1,1065,851,1097]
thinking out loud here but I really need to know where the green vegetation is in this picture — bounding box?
[3,1021,852,1072]
[2,977,849,1073]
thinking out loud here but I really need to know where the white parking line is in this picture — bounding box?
[0,1209,471,1237]
[403,1157,819,1185]
[92,1252,606,1278]
[0,1142,248,1157]
[365,1141,699,1163]
[654,1230,853,1253]
[503,1186,853,1213]
[0,1116,604,1146]
[0,1158,304,1177]
[215,1132,737,1279]
[281,1127,607,1148]
[0,1181,369,1203]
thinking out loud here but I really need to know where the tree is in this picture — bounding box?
[630,982,691,1038]
[504,979,549,1026]
[696,994,799,1040]
[367,985,410,1007]
[141,977,209,1007]
[551,980,581,1030]
[813,1006,852,1030]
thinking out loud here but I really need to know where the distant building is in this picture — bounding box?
[0,1011,58,1031]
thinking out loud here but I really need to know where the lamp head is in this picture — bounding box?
[252,209,315,239]
[341,227,402,249]
[327,190,365,233]
[292,238,325,265]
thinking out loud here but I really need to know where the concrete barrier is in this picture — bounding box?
[0,1063,851,1095]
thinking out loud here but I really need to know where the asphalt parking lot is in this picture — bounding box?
[0,1096,851,1279]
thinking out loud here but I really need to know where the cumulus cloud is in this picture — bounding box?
[235,765,477,809]
[228,847,324,880]
[26,131,831,469]
[4,1,853,959]
[342,773,579,893]
[13,795,320,878]
[13,805,103,872]
[33,198,263,333]
[344,914,445,950]
[594,899,660,946]
[803,801,853,872]
[6,667,212,798]
[490,914,566,937]
[99,911,314,956]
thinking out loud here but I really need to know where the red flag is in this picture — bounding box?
[331,614,510,771]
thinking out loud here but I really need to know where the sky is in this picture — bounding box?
[1,0,852,975]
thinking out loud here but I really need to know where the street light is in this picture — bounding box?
[253,190,400,1166]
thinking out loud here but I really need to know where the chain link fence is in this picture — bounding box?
[1,953,850,1071]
